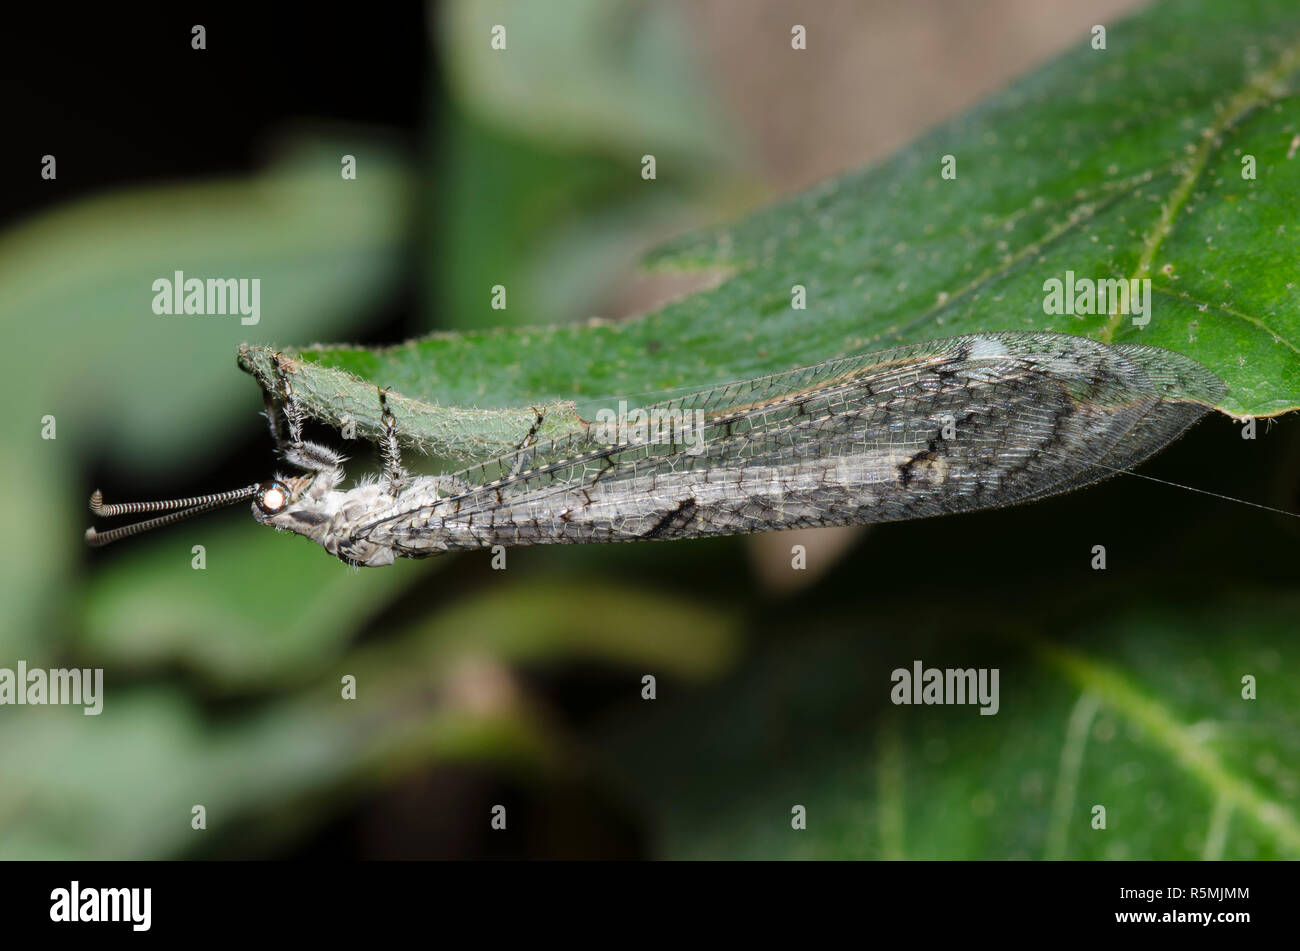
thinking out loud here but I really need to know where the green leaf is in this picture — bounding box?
[0,683,551,860]
[0,135,413,658]
[2,578,740,859]
[0,135,414,465]
[382,577,742,677]
[76,522,428,690]
[239,0,1300,462]
[77,543,739,690]
[590,592,1300,860]
[429,0,746,332]
[237,343,587,459]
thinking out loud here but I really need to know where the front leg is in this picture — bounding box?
[505,406,546,478]
[378,386,410,497]
[265,353,345,476]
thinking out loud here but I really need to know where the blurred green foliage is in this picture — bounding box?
[595,591,1300,859]
[1,0,1297,860]
[430,0,749,331]
[249,0,1300,459]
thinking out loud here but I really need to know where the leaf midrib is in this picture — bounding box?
[1036,640,1300,857]
[1101,34,1300,340]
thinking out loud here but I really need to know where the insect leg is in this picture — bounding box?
[505,406,545,477]
[379,386,410,496]
[268,352,343,475]
[271,352,309,447]
[261,387,288,451]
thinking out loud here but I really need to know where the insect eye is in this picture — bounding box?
[256,480,290,515]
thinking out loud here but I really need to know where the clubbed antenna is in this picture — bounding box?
[85,484,260,547]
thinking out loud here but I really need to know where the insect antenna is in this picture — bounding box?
[1090,464,1300,519]
[85,484,260,546]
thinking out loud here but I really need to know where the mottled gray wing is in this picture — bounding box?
[359,333,1225,554]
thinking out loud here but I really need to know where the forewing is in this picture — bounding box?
[362,333,1221,549]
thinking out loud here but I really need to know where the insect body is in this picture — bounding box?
[87,332,1226,567]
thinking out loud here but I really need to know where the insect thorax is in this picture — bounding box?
[252,472,444,567]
